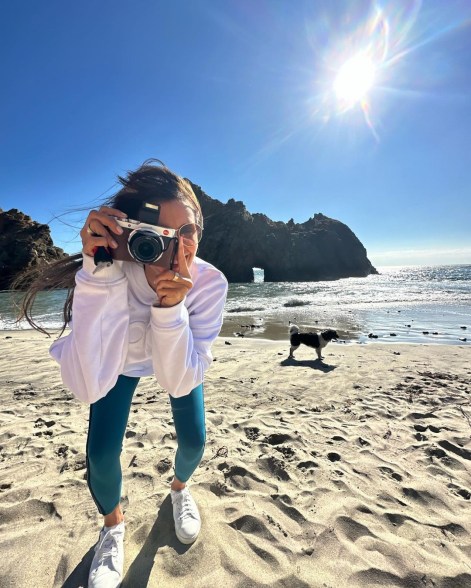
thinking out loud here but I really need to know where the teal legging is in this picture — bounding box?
[86,375,206,516]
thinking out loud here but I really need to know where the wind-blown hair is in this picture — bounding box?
[12,159,203,337]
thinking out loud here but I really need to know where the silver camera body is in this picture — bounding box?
[110,202,178,268]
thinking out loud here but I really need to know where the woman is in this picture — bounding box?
[16,160,228,587]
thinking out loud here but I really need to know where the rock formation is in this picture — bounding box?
[0,209,67,291]
[2,185,377,289]
[190,182,377,282]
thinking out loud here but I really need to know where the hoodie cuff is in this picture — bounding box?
[80,249,125,282]
[150,300,189,329]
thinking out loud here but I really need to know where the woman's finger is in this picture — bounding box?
[155,277,191,298]
[156,289,184,307]
[176,238,191,278]
[154,270,175,285]
[155,281,190,293]
[89,210,125,236]
[81,220,119,249]
[82,234,114,257]
[98,206,127,218]
[80,207,127,252]
[155,271,193,290]
[155,281,191,297]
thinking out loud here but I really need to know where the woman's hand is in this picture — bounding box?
[151,240,193,307]
[80,206,127,257]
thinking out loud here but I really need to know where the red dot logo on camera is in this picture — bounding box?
[163,230,169,235]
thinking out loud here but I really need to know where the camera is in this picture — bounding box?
[110,201,178,268]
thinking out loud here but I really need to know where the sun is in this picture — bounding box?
[334,53,376,110]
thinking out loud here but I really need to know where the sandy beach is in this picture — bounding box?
[0,329,470,588]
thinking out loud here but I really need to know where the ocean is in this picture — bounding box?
[1,265,470,345]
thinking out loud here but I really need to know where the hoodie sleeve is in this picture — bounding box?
[49,251,130,404]
[149,267,228,398]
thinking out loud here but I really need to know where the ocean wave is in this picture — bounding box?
[1,265,470,345]
[226,306,266,313]
[283,299,311,308]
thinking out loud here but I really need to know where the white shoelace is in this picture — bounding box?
[175,491,197,521]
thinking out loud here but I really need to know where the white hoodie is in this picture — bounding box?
[49,251,228,404]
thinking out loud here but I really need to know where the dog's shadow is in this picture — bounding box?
[61,495,189,588]
[280,356,337,372]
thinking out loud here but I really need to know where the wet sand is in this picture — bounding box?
[221,309,470,346]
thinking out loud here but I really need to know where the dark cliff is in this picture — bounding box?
[0,208,67,291]
[189,182,377,282]
[1,186,377,289]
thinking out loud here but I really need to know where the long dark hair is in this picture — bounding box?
[12,159,203,337]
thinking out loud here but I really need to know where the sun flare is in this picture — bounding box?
[334,53,376,109]
[284,3,461,146]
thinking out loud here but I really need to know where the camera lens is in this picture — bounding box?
[128,231,163,263]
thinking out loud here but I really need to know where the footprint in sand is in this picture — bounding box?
[209,480,230,497]
[228,513,274,538]
[428,425,442,433]
[383,511,422,529]
[244,538,281,568]
[275,445,295,460]
[297,460,318,472]
[0,498,61,528]
[0,487,31,505]
[438,439,471,461]
[447,483,471,500]
[409,411,439,420]
[378,466,403,482]
[256,456,290,481]
[414,424,428,432]
[357,437,370,447]
[33,430,53,438]
[155,457,172,474]
[226,520,282,567]
[263,433,292,445]
[244,427,260,441]
[327,452,341,462]
[221,464,273,491]
[401,486,440,506]
[335,515,376,542]
[270,493,307,524]
[425,445,467,470]
[34,418,55,428]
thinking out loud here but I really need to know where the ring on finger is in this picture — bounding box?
[172,272,192,286]
[86,223,99,236]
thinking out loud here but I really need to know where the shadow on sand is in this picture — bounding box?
[280,356,337,372]
[62,495,189,588]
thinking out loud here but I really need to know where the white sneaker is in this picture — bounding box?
[88,521,125,588]
[171,486,201,544]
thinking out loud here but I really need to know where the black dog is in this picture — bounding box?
[289,323,339,360]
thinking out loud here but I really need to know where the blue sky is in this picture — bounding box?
[1,0,470,267]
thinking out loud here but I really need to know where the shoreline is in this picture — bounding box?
[1,262,470,348]
[1,324,469,347]
[221,309,470,345]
